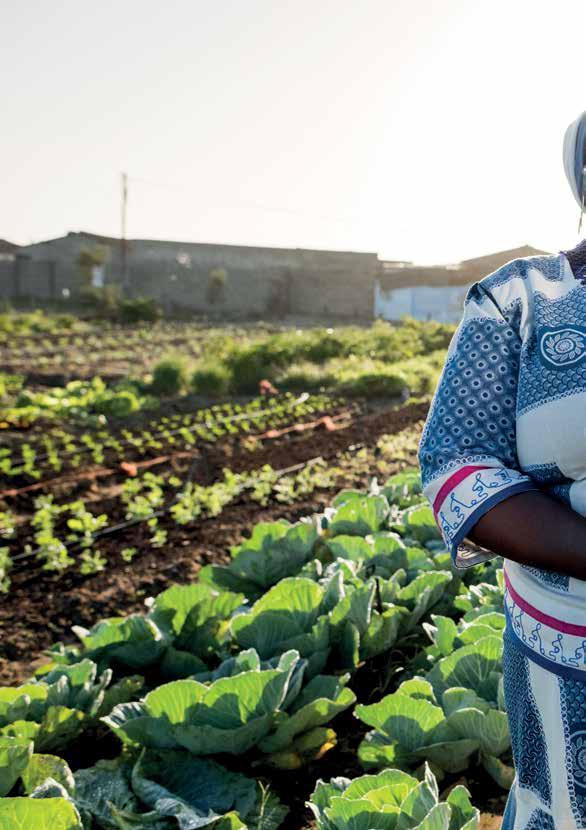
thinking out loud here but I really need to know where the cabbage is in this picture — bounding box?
[103,651,300,755]
[355,636,511,786]
[307,764,478,830]
[328,495,390,537]
[0,736,32,797]
[0,660,112,752]
[231,578,330,677]
[200,520,319,599]
[0,797,83,828]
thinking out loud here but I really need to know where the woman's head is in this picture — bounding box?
[563,110,586,209]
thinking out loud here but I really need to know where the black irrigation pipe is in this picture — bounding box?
[8,453,326,573]
[5,393,315,467]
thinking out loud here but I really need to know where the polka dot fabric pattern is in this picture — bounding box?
[419,315,521,487]
[501,298,524,335]
[503,636,552,808]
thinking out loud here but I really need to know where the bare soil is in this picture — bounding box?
[0,401,428,685]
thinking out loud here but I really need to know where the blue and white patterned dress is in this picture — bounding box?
[419,239,586,829]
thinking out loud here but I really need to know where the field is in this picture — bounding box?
[0,311,505,829]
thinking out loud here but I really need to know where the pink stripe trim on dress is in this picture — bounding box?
[432,465,492,516]
[504,570,586,636]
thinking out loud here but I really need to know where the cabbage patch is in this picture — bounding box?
[7,748,287,830]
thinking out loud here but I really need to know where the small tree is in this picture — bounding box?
[207,267,227,305]
[77,245,107,285]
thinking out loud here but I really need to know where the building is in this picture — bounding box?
[1,231,381,320]
[375,245,550,324]
[0,231,550,323]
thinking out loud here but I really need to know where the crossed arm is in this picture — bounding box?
[467,489,586,582]
[419,279,586,581]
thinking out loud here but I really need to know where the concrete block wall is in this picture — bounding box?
[12,233,381,319]
[0,258,63,300]
[128,260,277,316]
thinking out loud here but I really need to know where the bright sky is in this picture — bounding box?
[3,0,586,263]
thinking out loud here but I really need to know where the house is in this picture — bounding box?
[375,245,550,324]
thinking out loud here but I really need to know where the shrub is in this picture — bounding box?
[93,389,141,418]
[151,355,189,397]
[397,350,444,396]
[275,361,337,391]
[191,362,232,396]
[119,296,162,323]
[341,367,408,398]
[79,284,122,317]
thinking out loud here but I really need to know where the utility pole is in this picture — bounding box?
[121,172,128,290]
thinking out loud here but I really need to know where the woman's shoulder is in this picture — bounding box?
[477,251,564,295]
[465,251,566,312]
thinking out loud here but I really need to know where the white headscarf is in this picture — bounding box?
[563,110,586,208]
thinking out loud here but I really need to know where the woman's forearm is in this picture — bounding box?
[468,490,586,581]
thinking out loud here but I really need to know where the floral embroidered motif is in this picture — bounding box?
[571,732,586,783]
[539,327,586,368]
[518,289,586,415]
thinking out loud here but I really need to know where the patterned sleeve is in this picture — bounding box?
[418,280,540,567]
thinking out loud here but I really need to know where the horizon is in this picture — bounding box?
[3,0,586,265]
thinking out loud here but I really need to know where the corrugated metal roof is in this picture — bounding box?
[379,244,551,289]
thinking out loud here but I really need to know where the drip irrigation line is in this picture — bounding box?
[8,454,324,572]
[5,393,314,467]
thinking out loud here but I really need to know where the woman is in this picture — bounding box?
[419,110,586,830]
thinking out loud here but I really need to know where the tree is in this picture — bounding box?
[207,267,227,305]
